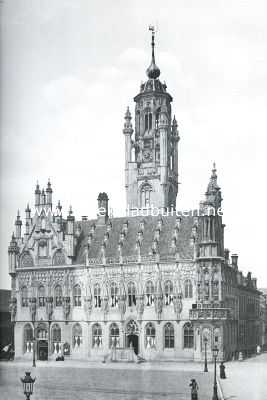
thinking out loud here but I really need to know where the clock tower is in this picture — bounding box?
[123,27,180,212]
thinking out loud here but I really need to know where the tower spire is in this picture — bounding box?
[146,25,160,79]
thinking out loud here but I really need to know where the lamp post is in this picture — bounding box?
[204,336,208,372]
[212,346,219,400]
[20,371,36,400]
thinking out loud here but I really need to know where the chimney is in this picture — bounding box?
[231,254,238,270]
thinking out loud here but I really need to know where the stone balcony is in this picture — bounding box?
[189,307,230,320]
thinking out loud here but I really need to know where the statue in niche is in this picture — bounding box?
[9,297,17,322]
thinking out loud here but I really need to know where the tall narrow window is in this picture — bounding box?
[92,323,102,348]
[184,279,193,298]
[164,323,174,349]
[110,282,118,308]
[145,322,156,349]
[22,286,28,307]
[94,283,101,308]
[184,323,194,348]
[127,282,136,307]
[51,324,61,355]
[141,184,152,208]
[109,323,120,348]
[164,280,174,306]
[145,281,155,306]
[73,323,82,349]
[38,285,45,307]
[73,284,81,307]
[24,324,33,353]
[145,112,152,131]
[54,285,62,307]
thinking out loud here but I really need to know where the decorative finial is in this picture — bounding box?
[69,205,73,215]
[146,25,160,79]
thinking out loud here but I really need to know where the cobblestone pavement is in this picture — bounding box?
[0,360,214,400]
[219,352,267,400]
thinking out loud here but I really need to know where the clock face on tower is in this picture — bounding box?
[143,150,152,162]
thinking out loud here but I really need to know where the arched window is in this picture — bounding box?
[127,282,136,307]
[145,322,156,349]
[184,323,194,348]
[109,323,120,348]
[94,283,101,308]
[38,285,45,307]
[21,286,28,307]
[110,282,118,308]
[24,324,33,353]
[21,252,34,268]
[145,111,152,131]
[73,323,82,349]
[155,107,161,130]
[54,285,62,307]
[164,280,174,306]
[164,322,174,348]
[92,323,102,348]
[37,325,48,339]
[73,284,81,307]
[145,281,155,306]
[141,184,152,208]
[53,250,66,266]
[184,279,193,298]
[51,324,61,355]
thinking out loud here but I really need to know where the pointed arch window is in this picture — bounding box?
[127,282,136,307]
[184,279,193,298]
[110,282,118,308]
[51,324,61,355]
[164,280,174,306]
[73,284,81,307]
[54,285,62,307]
[184,323,194,348]
[94,283,101,308]
[109,323,120,348]
[145,281,155,306]
[164,322,174,348]
[141,184,152,208]
[53,250,66,266]
[145,322,156,349]
[21,286,28,307]
[24,323,33,353]
[145,111,152,131]
[38,285,45,307]
[73,323,82,349]
[92,323,102,348]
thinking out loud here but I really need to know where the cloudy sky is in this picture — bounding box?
[1,0,267,289]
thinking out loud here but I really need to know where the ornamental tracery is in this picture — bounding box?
[52,250,66,266]
[20,252,34,268]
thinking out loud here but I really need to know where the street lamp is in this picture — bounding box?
[204,336,208,372]
[20,371,36,400]
[212,346,219,400]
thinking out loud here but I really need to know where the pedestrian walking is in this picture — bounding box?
[189,378,199,400]
[219,362,226,379]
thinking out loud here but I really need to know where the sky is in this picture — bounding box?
[1,0,267,289]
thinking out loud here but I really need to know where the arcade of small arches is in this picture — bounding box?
[20,279,193,308]
[22,319,195,359]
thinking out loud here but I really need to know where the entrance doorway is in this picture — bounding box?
[38,340,48,360]
[127,334,138,355]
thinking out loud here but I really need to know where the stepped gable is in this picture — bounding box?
[74,214,195,264]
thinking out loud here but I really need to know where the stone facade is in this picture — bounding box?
[8,29,261,362]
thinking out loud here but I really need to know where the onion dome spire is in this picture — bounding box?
[146,25,160,79]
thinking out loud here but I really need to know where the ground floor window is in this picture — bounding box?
[24,324,33,353]
[145,322,156,349]
[92,323,102,348]
[73,323,82,349]
[52,324,61,355]
[109,323,120,348]
[184,323,194,348]
[164,322,174,349]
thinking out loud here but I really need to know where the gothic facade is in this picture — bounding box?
[8,29,260,362]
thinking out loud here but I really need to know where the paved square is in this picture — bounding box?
[0,361,213,400]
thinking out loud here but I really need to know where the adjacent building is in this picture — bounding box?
[8,29,261,362]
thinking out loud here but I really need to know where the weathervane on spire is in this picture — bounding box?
[146,25,160,79]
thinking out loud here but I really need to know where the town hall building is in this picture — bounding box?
[8,29,260,362]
